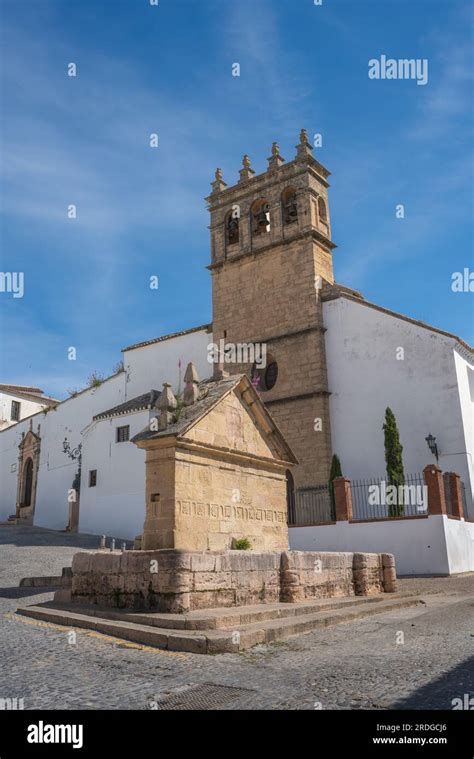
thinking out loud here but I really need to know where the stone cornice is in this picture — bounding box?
[208,229,337,272]
[206,158,330,208]
[246,326,327,344]
[174,437,294,471]
[264,390,331,406]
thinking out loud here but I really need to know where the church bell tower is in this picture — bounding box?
[206,130,336,489]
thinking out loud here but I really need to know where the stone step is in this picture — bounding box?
[19,566,72,588]
[48,593,397,631]
[16,596,423,654]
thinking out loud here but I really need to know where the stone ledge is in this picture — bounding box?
[69,549,396,613]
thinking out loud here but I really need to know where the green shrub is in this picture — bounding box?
[234,537,252,550]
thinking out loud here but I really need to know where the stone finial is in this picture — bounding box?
[296,128,314,160]
[239,154,255,183]
[211,167,227,194]
[183,362,200,406]
[157,382,177,430]
[267,141,285,171]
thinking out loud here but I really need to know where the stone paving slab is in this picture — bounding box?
[1,525,473,709]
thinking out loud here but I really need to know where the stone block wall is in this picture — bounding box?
[70,548,396,613]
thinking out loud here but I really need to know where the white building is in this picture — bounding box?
[0,300,472,549]
[0,385,58,430]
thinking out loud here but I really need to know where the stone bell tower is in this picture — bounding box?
[207,130,336,489]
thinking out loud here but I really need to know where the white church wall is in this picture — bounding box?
[453,348,474,508]
[323,297,473,518]
[123,327,212,399]
[289,515,474,575]
[78,410,149,540]
[443,516,474,574]
[0,372,127,527]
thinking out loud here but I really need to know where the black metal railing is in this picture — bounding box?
[351,473,427,521]
[288,485,334,526]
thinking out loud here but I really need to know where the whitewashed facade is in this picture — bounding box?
[324,294,474,518]
[0,385,58,431]
[0,298,472,573]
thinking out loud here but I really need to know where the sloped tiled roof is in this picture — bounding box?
[131,373,298,465]
[0,384,59,404]
[93,390,161,421]
[131,376,238,442]
[122,324,211,353]
[322,285,473,354]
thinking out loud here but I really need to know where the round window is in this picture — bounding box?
[251,360,278,392]
[263,361,278,390]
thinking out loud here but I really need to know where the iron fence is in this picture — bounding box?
[288,484,334,526]
[351,473,427,521]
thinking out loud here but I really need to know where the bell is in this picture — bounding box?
[256,208,269,226]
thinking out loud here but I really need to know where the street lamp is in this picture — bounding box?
[62,437,82,493]
[425,433,439,462]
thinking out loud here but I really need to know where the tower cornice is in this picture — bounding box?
[206,157,330,209]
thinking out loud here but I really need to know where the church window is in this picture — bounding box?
[11,401,21,421]
[318,196,328,223]
[116,425,130,443]
[251,198,270,237]
[251,356,278,392]
[89,470,97,487]
[225,209,239,246]
[281,187,298,225]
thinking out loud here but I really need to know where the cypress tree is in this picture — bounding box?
[383,407,405,516]
[328,454,343,514]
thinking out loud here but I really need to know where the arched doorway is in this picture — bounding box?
[286,469,295,525]
[16,429,41,523]
[22,458,34,507]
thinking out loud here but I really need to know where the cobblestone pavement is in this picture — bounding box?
[0,525,473,710]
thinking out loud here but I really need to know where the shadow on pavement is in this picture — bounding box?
[0,586,57,599]
[392,655,474,710]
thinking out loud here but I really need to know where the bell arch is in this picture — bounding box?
[251,198,270,237]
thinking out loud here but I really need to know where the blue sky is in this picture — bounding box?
[0,0,473,398]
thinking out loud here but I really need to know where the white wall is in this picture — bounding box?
[0,372,128,528]
[443,516,474,574]
[289,516,474,575]
[0,327,212,533]
[79,411,149,540]
[453,349,474,507]
[0,391,52,430]
[123,328,213,398]
[323,297,474,518]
